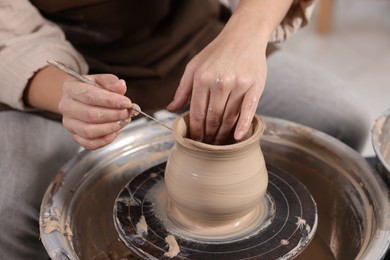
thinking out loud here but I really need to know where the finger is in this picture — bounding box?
[189,71,211,141]
[167,64,195,111]
[63,80,132,110]
[59,98,130,124]
[203,77,232,143]
[71,132,119,150]
[214,91,244,145]
[63,117,130,139]
[234,85,260,141]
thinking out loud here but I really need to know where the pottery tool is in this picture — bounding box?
[47,59,172,131]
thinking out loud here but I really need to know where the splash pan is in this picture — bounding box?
[40,112,390,259]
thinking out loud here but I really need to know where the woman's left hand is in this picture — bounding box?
[167,11,269,144]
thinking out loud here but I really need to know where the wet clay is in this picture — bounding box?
[135,215,148,236]
[151,181,273,241]
[164,235,180,257]
[164,113,268,238]
[40,207,73,241]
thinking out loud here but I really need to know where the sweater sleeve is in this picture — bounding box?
[220,0,316,42]
[0,0,88,111]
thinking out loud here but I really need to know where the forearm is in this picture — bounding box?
[0,0,88,111]
[24,66,68,113]
[226,0,294,45]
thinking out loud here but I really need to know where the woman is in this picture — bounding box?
[0,0,367,258]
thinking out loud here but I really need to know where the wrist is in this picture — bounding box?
[226,0,293,44]
[24,66,68,113]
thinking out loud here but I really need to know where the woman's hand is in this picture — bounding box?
[167,0,293,144]
[59,74,136,150]
[167,7,269,144]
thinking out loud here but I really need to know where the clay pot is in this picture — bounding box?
[164,112,268,228]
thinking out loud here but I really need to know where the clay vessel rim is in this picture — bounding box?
[172,112,264,151]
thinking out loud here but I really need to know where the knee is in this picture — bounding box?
[263,51,370,151]
[0,175,49,259]
[0,111,79,259]
[304,80,370,151]
[325,105,370,151]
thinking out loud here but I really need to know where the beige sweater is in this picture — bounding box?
[0,0,315,111]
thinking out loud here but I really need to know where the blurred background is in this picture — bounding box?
[279,0,390,156]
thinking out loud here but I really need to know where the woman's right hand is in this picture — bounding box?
[59,74,136,150]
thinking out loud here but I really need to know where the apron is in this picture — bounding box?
[30,0,224,111]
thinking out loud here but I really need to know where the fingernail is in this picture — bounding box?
[119,99,132,109]
[167,100,176,110]
[119,79,126,86]
[235,130,244,140]
[119,118,131,127]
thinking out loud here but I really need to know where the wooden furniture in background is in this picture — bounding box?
[317,0,332,34]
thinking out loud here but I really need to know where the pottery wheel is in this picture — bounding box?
[114,163,317,259]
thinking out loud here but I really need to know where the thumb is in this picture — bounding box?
[167,70,194,112]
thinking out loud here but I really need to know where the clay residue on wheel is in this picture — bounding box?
[40,207,73,241]
[164,235,180,258]
[136,215,148,236]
